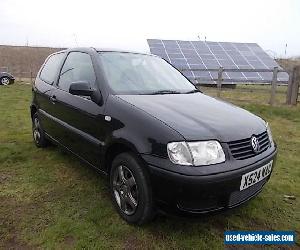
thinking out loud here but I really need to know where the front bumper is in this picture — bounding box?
[143,148,277,215]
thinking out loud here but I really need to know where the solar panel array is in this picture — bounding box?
[147,39,289,83]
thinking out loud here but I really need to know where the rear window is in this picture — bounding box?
[40,53,65,84]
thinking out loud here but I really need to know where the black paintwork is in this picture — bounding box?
[0,72,15,81]
[31,47,277,214]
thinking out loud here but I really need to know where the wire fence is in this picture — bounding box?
[11,72,35,84]
[0,66,9,72]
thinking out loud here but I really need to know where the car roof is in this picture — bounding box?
[96,48,151,55]
[51,47,155,57]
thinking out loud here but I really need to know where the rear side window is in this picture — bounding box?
[40,53,65,84]
[58,52,96,92]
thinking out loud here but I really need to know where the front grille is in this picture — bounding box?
[228,178,267,206]
[228,131,270,160]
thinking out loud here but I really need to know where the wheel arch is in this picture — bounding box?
[30,105,38,120]
[103,139,146,175]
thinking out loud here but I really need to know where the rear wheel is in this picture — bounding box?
[0,77,11,86]
[32,114,48,148]
[110,152,155,225]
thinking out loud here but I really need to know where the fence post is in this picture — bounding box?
[287,66,300,105]
[286,67,295,105]
[290,66,300,105]
[217,67,223,97]
[269,67,278,106]
[30,71,33,84]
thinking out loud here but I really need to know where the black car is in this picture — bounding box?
[0,72,15,85]
[31,47,277,225]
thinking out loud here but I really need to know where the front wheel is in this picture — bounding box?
[110,152,155,225]
[0,77,11,86]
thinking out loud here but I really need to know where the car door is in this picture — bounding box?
[35,52,66,138]
[50,51,106,168]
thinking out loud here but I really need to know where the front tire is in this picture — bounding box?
[110,152,155,225]
[32,114,48,148]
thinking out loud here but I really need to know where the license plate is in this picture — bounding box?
[240,160,273,191]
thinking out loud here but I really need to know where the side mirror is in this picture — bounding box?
[69,81,103,105]
[69,81,94,96]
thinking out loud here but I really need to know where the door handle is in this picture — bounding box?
[50,95,57,104]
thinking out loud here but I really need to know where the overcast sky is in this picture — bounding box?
[1,0,299,57]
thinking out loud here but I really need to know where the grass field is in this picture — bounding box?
[0,84,299,249]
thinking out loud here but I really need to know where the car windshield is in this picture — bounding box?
[98,52,197,95]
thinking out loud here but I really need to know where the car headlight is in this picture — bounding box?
[266,122,274,145]
[167,141,225,166]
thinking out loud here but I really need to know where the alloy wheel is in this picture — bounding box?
[33,117,41,144]
[1,77,10,86]
[112,165,138,215]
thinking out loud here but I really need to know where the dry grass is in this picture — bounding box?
[0,45,63,78]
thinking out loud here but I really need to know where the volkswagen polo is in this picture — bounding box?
[31,47,277,225]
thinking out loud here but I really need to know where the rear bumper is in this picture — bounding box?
[145,149,277,215]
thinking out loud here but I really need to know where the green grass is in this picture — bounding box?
[0,84,299,249]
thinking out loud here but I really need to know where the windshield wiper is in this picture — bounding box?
[148,90,182,95]
[60,67,74,77]
[184,89,200,94]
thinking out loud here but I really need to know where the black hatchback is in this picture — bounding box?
[31,47,277,225]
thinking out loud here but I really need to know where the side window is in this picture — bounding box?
[40,53,65,84]
[58,52,96,92]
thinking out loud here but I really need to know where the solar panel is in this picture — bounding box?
[147,39,289,84]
